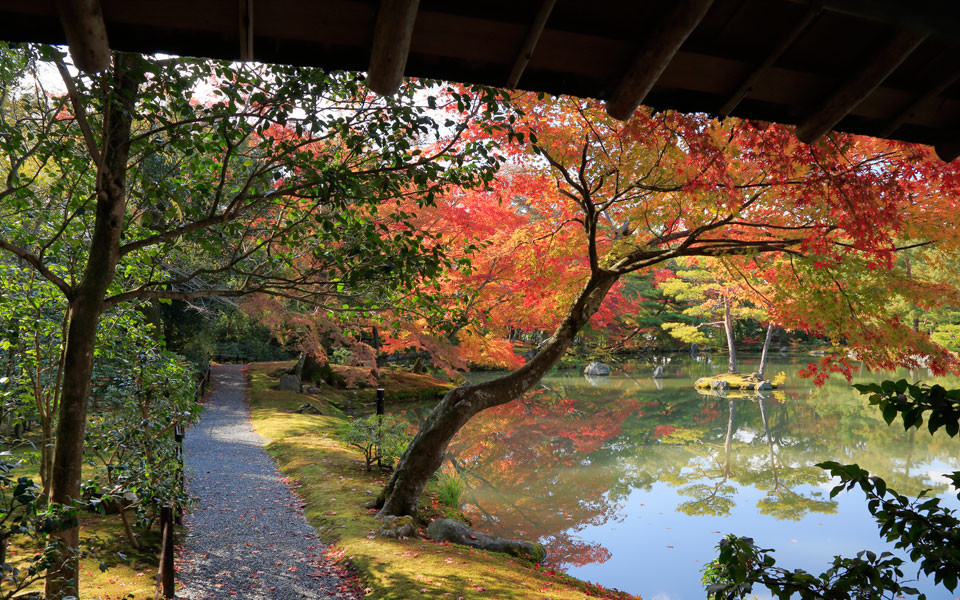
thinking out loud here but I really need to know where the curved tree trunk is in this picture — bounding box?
[757,323,775,379]
[723,295,738,374]
[45,53,140,600]
[376,271,620,516]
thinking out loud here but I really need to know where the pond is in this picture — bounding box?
[391,354,960,599]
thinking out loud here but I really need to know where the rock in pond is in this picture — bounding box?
[583,362,611,376]
[652,365,664,379]
[426,518,546,562]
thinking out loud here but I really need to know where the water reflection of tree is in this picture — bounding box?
[390,363,960,568]
[661,393,838,519]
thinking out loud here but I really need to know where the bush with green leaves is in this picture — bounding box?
[85,343,201,548]
[0,454,63,600]
[703,379,960,599]
[433,472,466,509]
[335,415,411,472]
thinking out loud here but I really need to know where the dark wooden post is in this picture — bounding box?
[376,387,385,469]
[174,424,185,525]
[158,505,174,599]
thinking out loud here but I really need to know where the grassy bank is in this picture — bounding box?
[245,361,639,600]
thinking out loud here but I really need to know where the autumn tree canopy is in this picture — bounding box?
[376,92,960,517]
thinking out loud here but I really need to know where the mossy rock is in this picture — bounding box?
[694,373,776,392]
[303,362,346,387]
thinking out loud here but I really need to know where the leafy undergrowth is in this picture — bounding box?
[274,360,456,405]
[245,361,639,600]
[9,514,165,599]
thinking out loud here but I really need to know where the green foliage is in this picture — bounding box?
[85,326,202,526]
[705,535,920,600]
[434,472,466,509]
[303,361,345,387]
[854,380,960,438]
[0,454,59,600]
[162,303,288,367]
[335,415,410,472]
[930,324,960,352]
[704,379,960,599]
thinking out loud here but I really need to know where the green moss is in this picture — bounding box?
[9,514,165,599]
[245,362,639,600]
[694,373,776,391]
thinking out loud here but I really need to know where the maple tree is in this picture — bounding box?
[375,92,960,517]
[0,44,511,597]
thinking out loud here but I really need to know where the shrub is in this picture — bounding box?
[335,415,410,472]
[434,472,466,509]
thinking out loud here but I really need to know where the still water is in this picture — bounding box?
[394,355,960,599]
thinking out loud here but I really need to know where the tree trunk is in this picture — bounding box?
[376,271,620,516]
[45,53,140,600]
[757,323,775,379]
[40,416,53,498]
[118,500,140,549]
[723,295,738,374]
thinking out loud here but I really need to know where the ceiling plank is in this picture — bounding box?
[605,0,715,121]
[788,0,960,42]
[878,66,960,138]
[796,28,927,144]
[367,0,420,95]
[719,4,821,117]
[56,0,110,72]
[506,0,557,90]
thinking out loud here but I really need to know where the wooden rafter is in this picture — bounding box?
[879,67,960,138]
[55,0,110,73]
[719,4,821,117]
[796,28,927,144]
[367,0,420,96]
[239,0,254,61]
[605,0,715,121]
[788,0,960,42]
[506,0,557,90]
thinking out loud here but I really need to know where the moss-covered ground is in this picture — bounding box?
[6,463,166,600]
[245,361,639,600]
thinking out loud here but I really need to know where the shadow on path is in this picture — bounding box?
[177,364,348,600]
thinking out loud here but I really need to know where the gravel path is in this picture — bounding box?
[177,364,348,600]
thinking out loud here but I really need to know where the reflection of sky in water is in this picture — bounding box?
[438,357,960,599]
[566,480,959,600]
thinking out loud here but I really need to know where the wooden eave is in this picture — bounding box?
[0,0,959,160]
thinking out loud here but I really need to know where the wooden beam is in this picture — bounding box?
[788,0,960,42]
[239,0,254,61]
[506,0,557,89]
[936,138,960,163]
[878,66,960,138]
[796,28,927,144]
[367,0,420,96]
[55,0,110,73]
[719,5,820,116]
[605,0,715,121]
